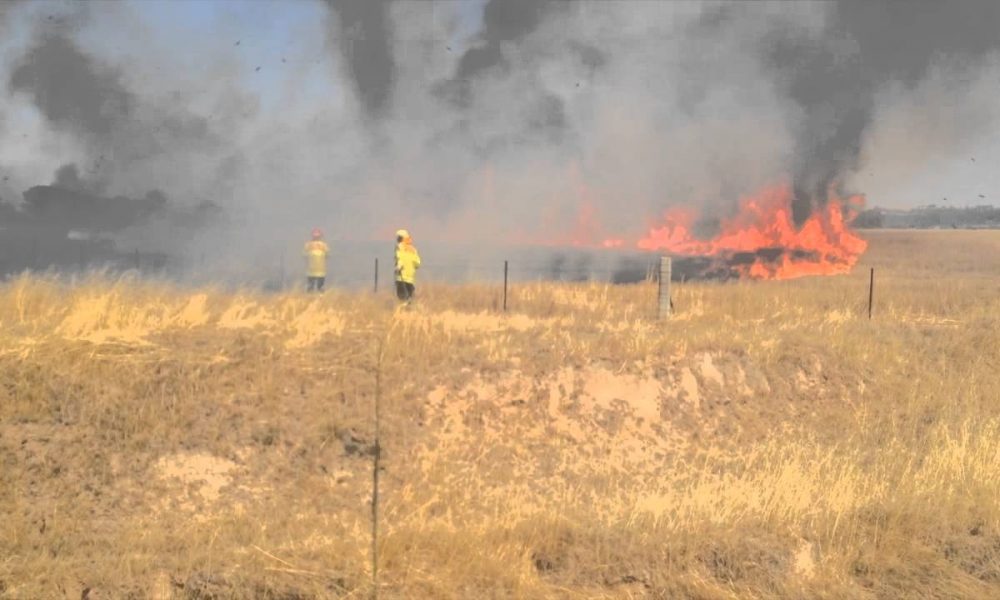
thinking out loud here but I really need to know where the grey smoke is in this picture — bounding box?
[6,18,227,200]
[10,33,133,141]
[0,6,237,275]
[437,0,568,113]
[456,0,560,80]
[1,0,999,282]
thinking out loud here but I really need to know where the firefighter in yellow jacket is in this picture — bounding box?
[394,229,421,303]
[303,228,329,292]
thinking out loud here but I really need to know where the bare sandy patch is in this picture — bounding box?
[678,367,701,409]
[156,452,236,503]
[698,354,725,388]
[793,541,817,578]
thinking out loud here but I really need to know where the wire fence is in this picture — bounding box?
[2,244,885,321]
[1,236,684,292]
[276,258,659,293]
[0,256,658,292]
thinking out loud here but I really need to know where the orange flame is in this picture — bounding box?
[637,184,868,279]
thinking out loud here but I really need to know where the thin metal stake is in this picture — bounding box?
[503,260,509,312]
[374,258,379,294]
[868,267,875,320]
[371,342,383,599]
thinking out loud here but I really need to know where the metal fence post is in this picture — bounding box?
[503,260,508,312]
[868,267,874,320]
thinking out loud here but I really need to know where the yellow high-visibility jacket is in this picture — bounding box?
[303,240,329,277]
[395,242,421,284]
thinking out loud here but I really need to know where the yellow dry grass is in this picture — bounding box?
[1,229,999,599]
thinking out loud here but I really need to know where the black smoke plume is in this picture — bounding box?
[324,0,396,119]
[758,0,1000,222]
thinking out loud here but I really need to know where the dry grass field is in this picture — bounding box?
[1,229,999,599]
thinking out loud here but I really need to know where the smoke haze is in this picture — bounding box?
[1,0,999,279]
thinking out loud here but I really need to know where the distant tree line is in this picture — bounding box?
[854,205,1000,229]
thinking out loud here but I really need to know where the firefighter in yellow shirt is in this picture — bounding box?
[303,228,329,292]
[394,229,421,304]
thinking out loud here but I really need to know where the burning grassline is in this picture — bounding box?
[637,183,869,280]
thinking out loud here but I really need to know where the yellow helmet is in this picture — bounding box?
[395,229,410,240]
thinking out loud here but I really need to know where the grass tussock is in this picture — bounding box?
[1,229,999,598]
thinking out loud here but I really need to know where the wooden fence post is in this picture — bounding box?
[658,256,672,319]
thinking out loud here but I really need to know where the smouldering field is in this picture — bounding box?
[2,230,999,599]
